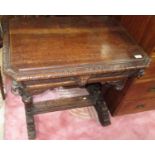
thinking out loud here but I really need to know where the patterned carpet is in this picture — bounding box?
[4,78,155,140]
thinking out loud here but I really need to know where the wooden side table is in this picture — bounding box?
[2,16,150,139]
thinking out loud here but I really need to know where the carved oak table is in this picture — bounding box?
[2,16,150,139]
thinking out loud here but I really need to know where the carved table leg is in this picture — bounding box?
[86,84,111,126]
[0,69,5,100]
[22,93,36,139]
[12,81,36,139]
[95,96,111,126]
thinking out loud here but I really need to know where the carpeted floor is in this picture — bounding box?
[0,99,4,140]
[0,48,4,139]
[4,78,155,140]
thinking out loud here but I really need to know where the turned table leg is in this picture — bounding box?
[86,84,111,126]
[12,80,36,139]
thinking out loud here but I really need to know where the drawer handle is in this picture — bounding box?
[148,87,155,92]
[135,104,145,109]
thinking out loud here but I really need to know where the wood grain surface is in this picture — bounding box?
[2,16,150,81]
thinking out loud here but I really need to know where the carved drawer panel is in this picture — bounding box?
[115,97,155,115]
[123,79,155,101]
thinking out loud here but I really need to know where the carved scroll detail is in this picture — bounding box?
[136,69,145,78]
[77,75,90,86]
[106,80,126,91]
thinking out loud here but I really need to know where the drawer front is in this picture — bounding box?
[24,71,131,95]
[124,80,155,101]
[152,48,155,57]
[142,57,155,79]
[115,97,155,115]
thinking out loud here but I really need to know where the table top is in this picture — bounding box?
[2,16,150,81]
